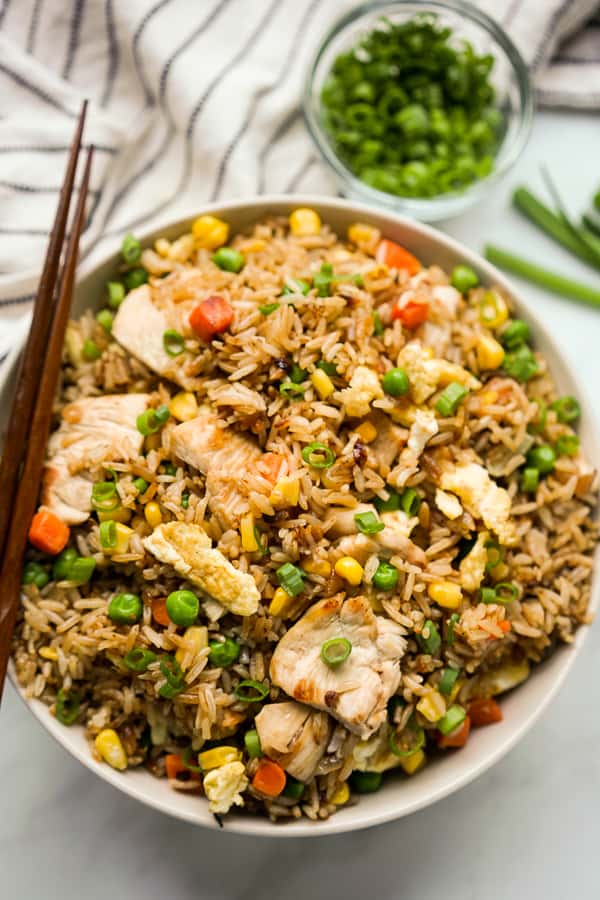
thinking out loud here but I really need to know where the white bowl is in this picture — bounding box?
[5,195,598,837]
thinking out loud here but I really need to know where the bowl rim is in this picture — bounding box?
[302,0,534,217]
[6,192,598,838]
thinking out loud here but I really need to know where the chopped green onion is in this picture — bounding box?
[181,491,190,509]
[354,510,385,535]
[181,746,203,773]
[253,526,269,556]
[502,344,538,383]
[438,705,466,736]
[520,467,539,493]
[279,381,305,399]
[349,771,382,793]
[244,729,263,758]
[320,636,352,667]
[484,540,503,571]
[480,587,498,604]
[259,303,280,316]
[372,310,384,336]
[162,329,185,357]
[282,778,304,800]
[382,367,409,397]
[52,548,77,581]
[417,619,441,655]
[495,582,519,603]
[123,647,157,672]
[96,309,114,332]
[282,279,310,296]
[123,267,149,292]
[451,265,479,294]
[208,637,240,668]
[212,247,245,273]
[136,405,170,436]
[526,445,556,475]
[234,679,269,703]
[121,233,142,264]
[133,477,149,494]
[55,688,81,725]
[478,291,505,325]
[314,263,334,297]
[290,363,307,384]
[83,339,101,361]
[555,434,580,457]
[91,480,119,512]
[550,395,581,424]
[106,281,125,309]
[389,719,425,758]
[528,400,547,435]
[501,319,530,350]
[374,489,401,513]
[439,667,460,696]
[158,656,185,698]
[276,562,305,597]
[400,488,420,517]
[22,560,49,588]
[301,442,335,468]
[372,560,399,591]
[316,359,337,376]
[65,556,96,585]
[436,382,469,417]
[99,520,117,549]
[162,462,177,476]
[447,612,460,645]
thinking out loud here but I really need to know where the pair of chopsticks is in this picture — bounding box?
[0,103,93,700]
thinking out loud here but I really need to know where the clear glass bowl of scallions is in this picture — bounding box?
[303,0,533,221]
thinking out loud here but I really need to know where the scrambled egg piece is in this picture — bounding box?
[406,409,438,456]
[143,522,260,616]
[459,530,489,591]
[203,761,248,814]
[397,342,481,405]
[440,462,516,545]
[435,488,463,520]
[339,365,384,418]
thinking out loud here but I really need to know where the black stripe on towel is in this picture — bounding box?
[0,61,78,117]
[26,0,44,53]
[101,0,120,107]
[62,0,87,80]
[132,0,175,105]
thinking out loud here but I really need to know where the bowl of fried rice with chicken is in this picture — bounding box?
[5,196,599,836]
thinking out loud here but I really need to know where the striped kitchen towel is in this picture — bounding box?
[0,0,598,356]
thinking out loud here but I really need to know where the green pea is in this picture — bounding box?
[381,367,409,397]
[526,445,556,475]
[451,265,479,293]
[96,309,114,332]
[208,637,241,668]
[166,590,199,627]
[349,771,383,793]
[52,548,78,581]
[282,778,305,800]
[123,267,149,292]
[121,233,142,264]
[372,561,399,591]
[501,319,530,350]
[212,247,245,273]
[83,339,101,362]
[108,592,143,624]
[133,477,149,494]
[106,281,125,309]
[22,561,49,588]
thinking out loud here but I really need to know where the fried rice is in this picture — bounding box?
[12,210,598,823]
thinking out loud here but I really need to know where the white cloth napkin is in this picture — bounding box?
[0,0,598,356]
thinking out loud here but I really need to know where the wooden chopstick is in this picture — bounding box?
[0,101,88,560]
[0,143,94,700]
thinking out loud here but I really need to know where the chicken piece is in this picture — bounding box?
[203,761,248,814]
[435,488,463,520]
[167,407,263,528]
[440,462,516,545]
[254,701,331,781]
[269,595,406,739]
[42,393,149,524]
[352,722,401,773]
[112,285,199,390]
[328,504,425,567]
[459,530,488,592]
[573,453,596,497]
[430,284,462,320]
[378,510,426,566]
[397,341,480,405]
[143,522,260,616]
[338,365,384,418]
[406,409,438,457]
[369,411,407,470]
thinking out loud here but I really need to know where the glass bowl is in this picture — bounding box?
[303,0,534,221]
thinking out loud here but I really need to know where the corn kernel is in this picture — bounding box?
[169,391,198,422]
[348,222,381,253]
[354,421,377,443]
[239,238,266,253]
[389,404,417,426]
[269,587,294,618]
[109,523,134,555]
[428,581,462,609]
[310,368,335,399]
[240,513,259,552]
[175,625,208,665]
[479,389,499,408]
[39,646,58,661]
[331,781,350,805]
[95,728,127,771]
[334,556,364,586]
[144,502,162,528]
[168,233,195,262]
[97,507,132,524]
[192,214,229,250]
[422,346,435,359]
[302,558,332,578]
[198,746,242,771]
[476,334,505,370]
[491,562,510,583]
[155,237,171,257]
[289,208,321,237]
[416,690,446,723]
[448,678,465,704]
[399,749,426,776]
[269,476,300,508]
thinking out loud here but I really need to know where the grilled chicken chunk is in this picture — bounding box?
[112,285,199,390]
[42,393,149,524]
[369,411,407,471]
[143,521,260,616]
[167,407,263,528]
[327,504,426,567]
[270,595,406,739]
[254,701,331,781]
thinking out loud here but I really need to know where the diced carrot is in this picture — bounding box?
[152,597,171,627]
[252,758,287,797]
[438,715,471,749]
[189,295,233,342]
[469,698,503,727]
[376,239,421,275]
[257,452,287,484]
[28,509,70,555]
[391,298,429,328]
[165,753,200,782]
[498,620,511,633]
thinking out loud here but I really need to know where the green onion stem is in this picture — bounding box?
[513,188,600,270]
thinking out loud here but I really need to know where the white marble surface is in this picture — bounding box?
[3,109,600,900]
